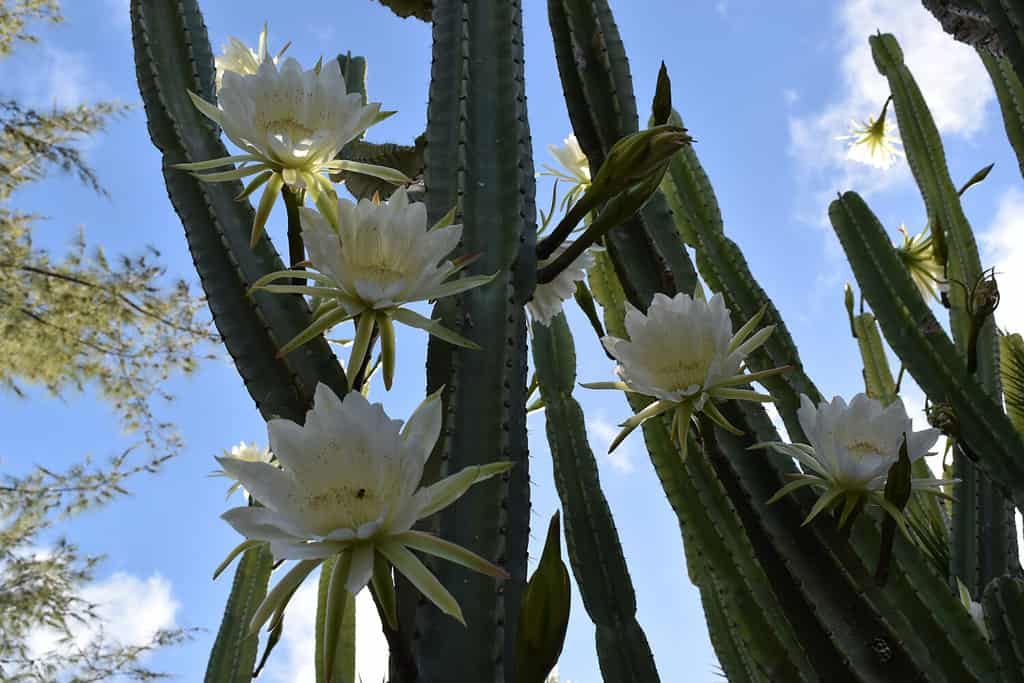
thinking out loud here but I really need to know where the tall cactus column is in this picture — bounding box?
[410,0,536,681]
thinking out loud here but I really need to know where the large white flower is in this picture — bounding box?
[837,100,903,171]
[584,292,787,458]
[217,384,512,640]
[179,56,403,245]
[251,189,493,386]
[757,393,952,527]
[540,134,592,212]
[528,243,597,326]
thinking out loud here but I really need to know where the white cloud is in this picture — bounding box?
[0,46,107,109]
[27,571,179,662]
[587,415,636,473]
[783,88,800,106]
[267,579,388,683]
[788,0,993,224]
[981,186,1024,333]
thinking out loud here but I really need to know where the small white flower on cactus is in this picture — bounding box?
[218,384,512,635]
[213,441,274,499]
[895,224,945,302]
[178,56,405,246]
[540,134,592,211]
[250,189,494,387]
[583,292,787,459]
[528,242,598,326]
[957,578,989,638]
[214,23,288,89]
[837,98,903,170]
[756,393,954,528]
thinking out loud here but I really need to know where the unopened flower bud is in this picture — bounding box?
[591,125,691,199]
[971,269,1000,322]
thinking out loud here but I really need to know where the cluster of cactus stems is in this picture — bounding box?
[129,0,1024,680]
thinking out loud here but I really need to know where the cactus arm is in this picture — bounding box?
[983,575,1024,682]
[547,0,696,307]
[658,108,821,440]
[871,32,1018,591]
[869,34,991,365]
[411,1,536,681]
[922,0,1004,53]
[530,313,661,682]
[129,0,348,423]
[203,545,274,683]
[851,312,899,405]
[978,0,1024,82]
[979,50,1024,178]
[830,191,1024,509]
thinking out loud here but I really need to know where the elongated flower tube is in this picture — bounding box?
[836,98,903,170]
[178,56,407,246]
[218,384,512,655]
[582,292,788,459]
[528,242,597,326]
[755,393,954,529]
[896,224,945,301]
[540,134,591,212]
[250,189,494,387]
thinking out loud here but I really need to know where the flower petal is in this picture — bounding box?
[345,543,375,594]
[401,389,444,466]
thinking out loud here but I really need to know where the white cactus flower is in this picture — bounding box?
[214,24,288,89]
[895,224,945,302]
[528,242,597,326]
[251,189,494,386]
[540,134,592,211]
[837,102,903,171]
[218,384,512,631]
[213,441,274,499]
[957,578,989,638]
[179,56,403,245]
[583,292,787,458]
[757,393,953,527]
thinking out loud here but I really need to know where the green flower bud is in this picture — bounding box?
[590,125,691,200]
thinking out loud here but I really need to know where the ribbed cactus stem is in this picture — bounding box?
[407,0,536,681]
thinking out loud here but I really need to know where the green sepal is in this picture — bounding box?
[378,313,397,390]
[213,539,264,580]
[371,552,398,631]
[393,307,481,350]
[322,551,354,683]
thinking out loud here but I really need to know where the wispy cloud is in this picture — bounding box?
[788,0,993,228]
[27,570,180,662]
[587,415,636,473]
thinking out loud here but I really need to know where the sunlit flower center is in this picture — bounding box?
[844,439,886,459]
[650,355,710,392]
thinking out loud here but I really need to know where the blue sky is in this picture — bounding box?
[4,1,1024,681]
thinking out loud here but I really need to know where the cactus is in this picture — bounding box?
[129,0,1024,680]
[410,1,535,681]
